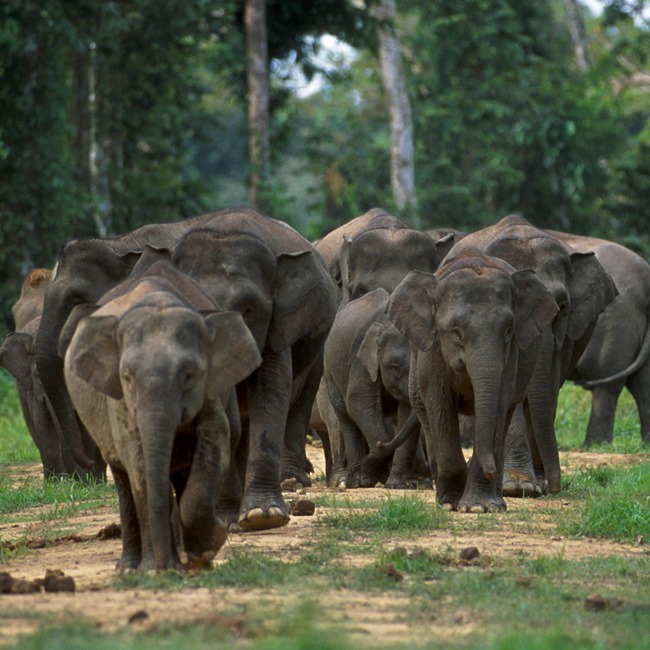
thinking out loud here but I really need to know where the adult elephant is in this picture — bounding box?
[386,249,558,512]
[0,269,76,478]
[163,208,337,531]
[323,288,427,489]
[449,215,617,495]
[549,232,650,447]
[33,212,218,473]
[63,260,262,571]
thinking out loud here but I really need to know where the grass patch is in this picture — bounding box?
[319,494,451,534]
[555,384,646,453]
[0,474,117,516]
[558,462,650,542]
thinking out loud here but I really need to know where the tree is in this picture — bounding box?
[376,0,418,221]
[245,0,271,210]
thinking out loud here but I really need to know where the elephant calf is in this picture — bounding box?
[63,261,262,572]
[323,288,427,489]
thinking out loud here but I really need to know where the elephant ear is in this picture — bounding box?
[204,311,263,394]
[66,315,122,399]
[433,232,455,264]
[512,270,559,351]
[58,303,100,360]
[567,251,618,341]
[357,321,386,382]
[387,271,438,352]
[0,332,33,393]
[268,250,337,352]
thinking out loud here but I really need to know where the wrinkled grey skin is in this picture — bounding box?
[387,250,558,512]
[323,288,427,489]
[34,212,220,473]
[1,270,65,478]
[550,232,650,447]
[313,209,454,482]
[63,261,262,572]
[163,208,337,532]
[0,269,105,479]
[448,216,617,497]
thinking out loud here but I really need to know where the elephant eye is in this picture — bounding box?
[505,325,514,343]
[451,327,464,346]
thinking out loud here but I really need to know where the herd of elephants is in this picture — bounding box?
[1,206,649,572]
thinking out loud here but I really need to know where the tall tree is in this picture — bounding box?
[376,0,418,220]
[245,0,271,210]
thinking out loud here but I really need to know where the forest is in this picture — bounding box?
[0,0,649,335]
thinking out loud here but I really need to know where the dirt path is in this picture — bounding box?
[1,447,647,647]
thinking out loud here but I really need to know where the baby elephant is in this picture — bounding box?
[63,261,262,572]
[324,288,426,488]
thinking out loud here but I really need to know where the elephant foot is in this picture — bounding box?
[457,484,506,513]
[184,517,227,565]
[327,468,347,489]
[280,469,312,489]
[360,455,390,486]
[385,478,418,490]
[502,470,544,498]
[238,494,290,531]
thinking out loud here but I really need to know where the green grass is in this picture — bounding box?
[555,384,645,452]
[559,462,650,542]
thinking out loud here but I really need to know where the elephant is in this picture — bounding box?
[63,260,262,571]
[323,288,428,489]
[157,207,338,531]
[386,248,559,512]
[33,211,222,474]
[549,232,650,447]
[447,215,617,496]
[1,269,67,478]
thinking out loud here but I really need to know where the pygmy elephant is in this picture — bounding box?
[34,211,223,473]
[165,208,337,531]
[387,249,558,512]
[323,288,427,489]
[63,261,262,571]
[1,269,67,478]
[448,215,616,496]
[551,232,650,446]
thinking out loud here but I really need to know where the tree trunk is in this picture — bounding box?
[245,0,270,210]
[564,0,590,72]
[376,0,418,221]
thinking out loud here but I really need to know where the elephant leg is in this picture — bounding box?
[111,465,142,572]
[281,340,325,487]
[385,405,420,489]
[457,404,511,514]
[583,384,623,447]
[179,406,229,565]
[503,403,545,498]
[238,350,291,532]
[217,395,245,528]
[317,383,347,487]
[628,362,650,444]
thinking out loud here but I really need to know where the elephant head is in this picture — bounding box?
[388,250,559,481]
[338,227,454,303]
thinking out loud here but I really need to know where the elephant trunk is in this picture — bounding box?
[33,328,95,472]
[376,410,419,455]
[139,398,180,571]
[467,349,503,480]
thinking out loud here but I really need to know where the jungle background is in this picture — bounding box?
[1,0,649,336]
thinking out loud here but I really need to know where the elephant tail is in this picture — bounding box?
[578,316,650,389]
[375,410,419,455]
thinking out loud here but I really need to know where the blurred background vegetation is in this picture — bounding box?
[1,0,649,336]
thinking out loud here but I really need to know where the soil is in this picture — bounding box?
[0,446,648,647]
